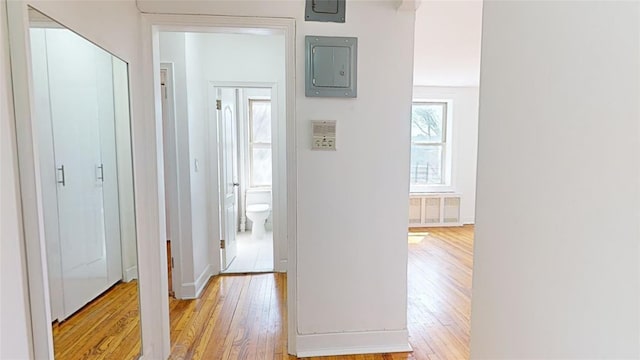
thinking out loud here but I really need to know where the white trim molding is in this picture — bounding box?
[124,265,139,282]
[180,264,213,299]
[141,13,297,357]
[296,330,412,358]
[396,0,422,12]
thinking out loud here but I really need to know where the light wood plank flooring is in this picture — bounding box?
[53,226,474,359]
[52,280,141,359]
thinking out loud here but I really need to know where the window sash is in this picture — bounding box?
[248,99,271,144]
[410,143,446,185]
[248,99,272,187]
[410,101,449,187]
[411,101,447,145]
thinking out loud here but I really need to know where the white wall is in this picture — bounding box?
[159,32,200,298]
[412,86,478,224]
[413,0,483,87]
[141,0,416,355]
[471,1,640,358]
[0,1,33,357]
[183,34,211,286]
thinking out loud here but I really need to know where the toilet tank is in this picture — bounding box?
[246,188,272,207]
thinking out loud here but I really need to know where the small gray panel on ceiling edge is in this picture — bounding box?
[305,0,346,23]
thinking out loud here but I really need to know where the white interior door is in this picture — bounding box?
[46,29,115,319]
[218,88,239,270]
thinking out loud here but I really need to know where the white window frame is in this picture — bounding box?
[248,98,272,188]
[410,100,454,193]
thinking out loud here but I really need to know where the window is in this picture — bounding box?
[410,102,449,188]
[248,99,272,187]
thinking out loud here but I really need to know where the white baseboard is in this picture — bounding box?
[180,264,213,299]
[276,259,287,273]
[462,217,475,225]
[123,265,138,282]
[296,329,411,357]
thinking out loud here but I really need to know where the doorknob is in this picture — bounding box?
[233,183,240,187]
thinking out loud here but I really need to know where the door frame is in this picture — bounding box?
[212,82,280,274]
[142,14,297,356]
[160,62,183,299]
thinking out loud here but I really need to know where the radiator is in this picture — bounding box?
[408,193,462,227]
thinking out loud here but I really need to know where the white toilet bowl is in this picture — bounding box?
[246,203,270,239]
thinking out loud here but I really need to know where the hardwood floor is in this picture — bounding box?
[52,280,141,360]
[169,226,473,360]
[53,226,474,360]
[407,226,473,359]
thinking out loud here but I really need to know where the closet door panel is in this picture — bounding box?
[96,52,123,286]
[29,28,65,321]
[46,29,108,318]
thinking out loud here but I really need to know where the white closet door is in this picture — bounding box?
[29,28,65,322]
[46,29,110,319]
[95,48,123,287]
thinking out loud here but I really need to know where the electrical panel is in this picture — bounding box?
[311,120,337,150]
[305,36,357,98]
[305,0,346,23]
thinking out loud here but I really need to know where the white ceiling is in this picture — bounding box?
[413,0,483,87]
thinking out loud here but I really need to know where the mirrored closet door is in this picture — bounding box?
[26,7,141,359]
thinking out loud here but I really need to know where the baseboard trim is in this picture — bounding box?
[276,259,287,273]
[180,264,213,299]
[123,265,138,282]
[296,329,411,357]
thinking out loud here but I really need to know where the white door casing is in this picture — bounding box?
[218,87,239,271]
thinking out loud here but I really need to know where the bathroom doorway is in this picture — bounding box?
[215,85,276,274]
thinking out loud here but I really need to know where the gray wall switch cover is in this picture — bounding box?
[305,0,346,23]
[305,36,357,98]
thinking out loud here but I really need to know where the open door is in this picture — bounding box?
[218,88,239,270]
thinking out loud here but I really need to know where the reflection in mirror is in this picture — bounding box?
[28,7,141,359]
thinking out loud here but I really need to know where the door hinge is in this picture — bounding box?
[216,99,222,110]
[171,257,174,269]
[220,239,225,249]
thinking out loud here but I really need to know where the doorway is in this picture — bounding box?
[216,86,275,273]
[157,29,286,299]
[150,13,296,355]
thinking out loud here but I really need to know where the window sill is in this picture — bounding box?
[410,185,455,194]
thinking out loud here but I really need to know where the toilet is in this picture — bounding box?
[245,188,271,239]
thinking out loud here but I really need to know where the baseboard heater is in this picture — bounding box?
[409,193,462,227]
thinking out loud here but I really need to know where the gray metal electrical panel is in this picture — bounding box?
[305,36,357,98]
[305,0,346,23]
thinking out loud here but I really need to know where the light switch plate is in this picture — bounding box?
[306,36,357,98]
[311,120,337,150]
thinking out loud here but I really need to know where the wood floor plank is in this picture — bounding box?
[53,280,141,360]
[53,226,473,360]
